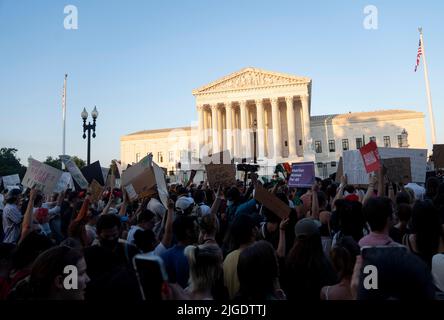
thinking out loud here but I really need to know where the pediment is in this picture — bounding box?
[192,67,310,95]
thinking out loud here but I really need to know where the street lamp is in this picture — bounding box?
[401,129,409,148]
[252,119,257,164]
[81,106,99,165]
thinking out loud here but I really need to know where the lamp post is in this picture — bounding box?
[81,106,99,165]
[401,129,409,148]
[252,119,257,164]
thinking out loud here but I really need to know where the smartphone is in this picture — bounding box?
[133,254,169,301]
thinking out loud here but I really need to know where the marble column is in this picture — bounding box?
[239,100,248,158]
[211,104,219,153]
[300,94,311,155]
[255,98,265,158]
[225,102,233,155]
[270,97,282,159]
[285,96,297,158]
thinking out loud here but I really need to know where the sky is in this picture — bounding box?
[0,0,442,167]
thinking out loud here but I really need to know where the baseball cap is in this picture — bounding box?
[175,196,195,214]
[294,218,320,239]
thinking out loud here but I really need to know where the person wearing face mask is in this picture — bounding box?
[92,214,139,269]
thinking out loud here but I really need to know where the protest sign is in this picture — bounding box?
[153,162,169,209]
[382,158,412,183]
[359,141,381,173]
[433,144,444,169]
[121,157,157,200]
[205,163,236,189]
[81,161,105,186]
[22,158,63,195]
[90,179,104,203]
[335,157,344,183]
[101,167,109,184]
[2,174,21,187]
[344,148,427,185]
[53,172,72,193]
[288,162,315,188]
[254,183,291,219]
[60,155,89,190]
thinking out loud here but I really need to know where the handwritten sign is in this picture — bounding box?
[53,172,72,193]
[288,162,315,188]
[359,141,381,173]
[22,158,63,195]
[254,183,291,219]
[433,144,444,169]
[344,148,427,184]
[2,174,21,187]
[205,163,236,189]
[60,155,89,189]
[382,158,412,183]
[90,179,104,203]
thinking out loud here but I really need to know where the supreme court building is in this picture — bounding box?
[121,67,426,180]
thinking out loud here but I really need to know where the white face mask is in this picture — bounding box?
[227,200,233,206]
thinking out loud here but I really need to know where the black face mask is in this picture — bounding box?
[100,238,119,250]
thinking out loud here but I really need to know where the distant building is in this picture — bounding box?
[121,68,426,180]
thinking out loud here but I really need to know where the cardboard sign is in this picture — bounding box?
[125,184,138,201]
[344,148,427,185]
[81,161,105,186]
[359,141,381,173]
[60,155,89,190]
[433,144,444,169]
[205,163,236,189]
[382,158,412,183]
[90,179,104,203]
[335,157,344,183]
[22,158,63,195]
[2,174,21,187]
[121,157,157,200]
[53,172,72,193]
[202,150,232,165]
[153,162,169,209]
[288,162,315,188]
[254,183,291,219]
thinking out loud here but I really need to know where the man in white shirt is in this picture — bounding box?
[404,182,426,201]
[2,189,23,244]
[127,209,156,245]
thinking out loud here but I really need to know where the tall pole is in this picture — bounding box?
[87,125,91,166]
[62,74,67,169]
[419,27,437,145]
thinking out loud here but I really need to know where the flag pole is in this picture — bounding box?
[62,74,67,169]
[419,27,436,145]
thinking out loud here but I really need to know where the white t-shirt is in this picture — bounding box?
[404,183,425,201]
[432,253,444,292]
[127,225,144,245]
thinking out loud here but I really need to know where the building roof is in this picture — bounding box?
[311,109,424,124]
[126,126,195,136]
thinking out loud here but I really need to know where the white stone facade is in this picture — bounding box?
[120,68,426,180]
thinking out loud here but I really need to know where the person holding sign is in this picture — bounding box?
[2,189,23,244]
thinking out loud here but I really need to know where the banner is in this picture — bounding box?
[254,183,291,219]
[359,141,381,173]
[53,172,72,193]
[60,155,89,190]
[288,162,315,188]
[382,158,412,183]
[343,148,427,184]
[2,174,21,187]
[205,163,236,189]
[22,158,63,195]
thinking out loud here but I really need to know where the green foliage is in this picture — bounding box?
[44,156,62,170]
[0,148,27,179]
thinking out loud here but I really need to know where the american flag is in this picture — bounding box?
[414,39,422,72]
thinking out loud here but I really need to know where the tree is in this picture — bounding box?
[44,156,62,170]
[0,148,27,179]
[71,156,86,169]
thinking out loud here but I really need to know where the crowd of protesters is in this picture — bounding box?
[0,167,443,301]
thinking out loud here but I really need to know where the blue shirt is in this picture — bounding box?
[160,245,189,288]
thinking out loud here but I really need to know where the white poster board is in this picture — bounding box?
[2,174,21,187]
[60,155,89,189]
[343,148,427,185]
[53,172,73,193]
[153,162,168,209]
[22,158,63,195]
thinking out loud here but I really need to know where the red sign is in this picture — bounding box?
[359,141,381,173]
